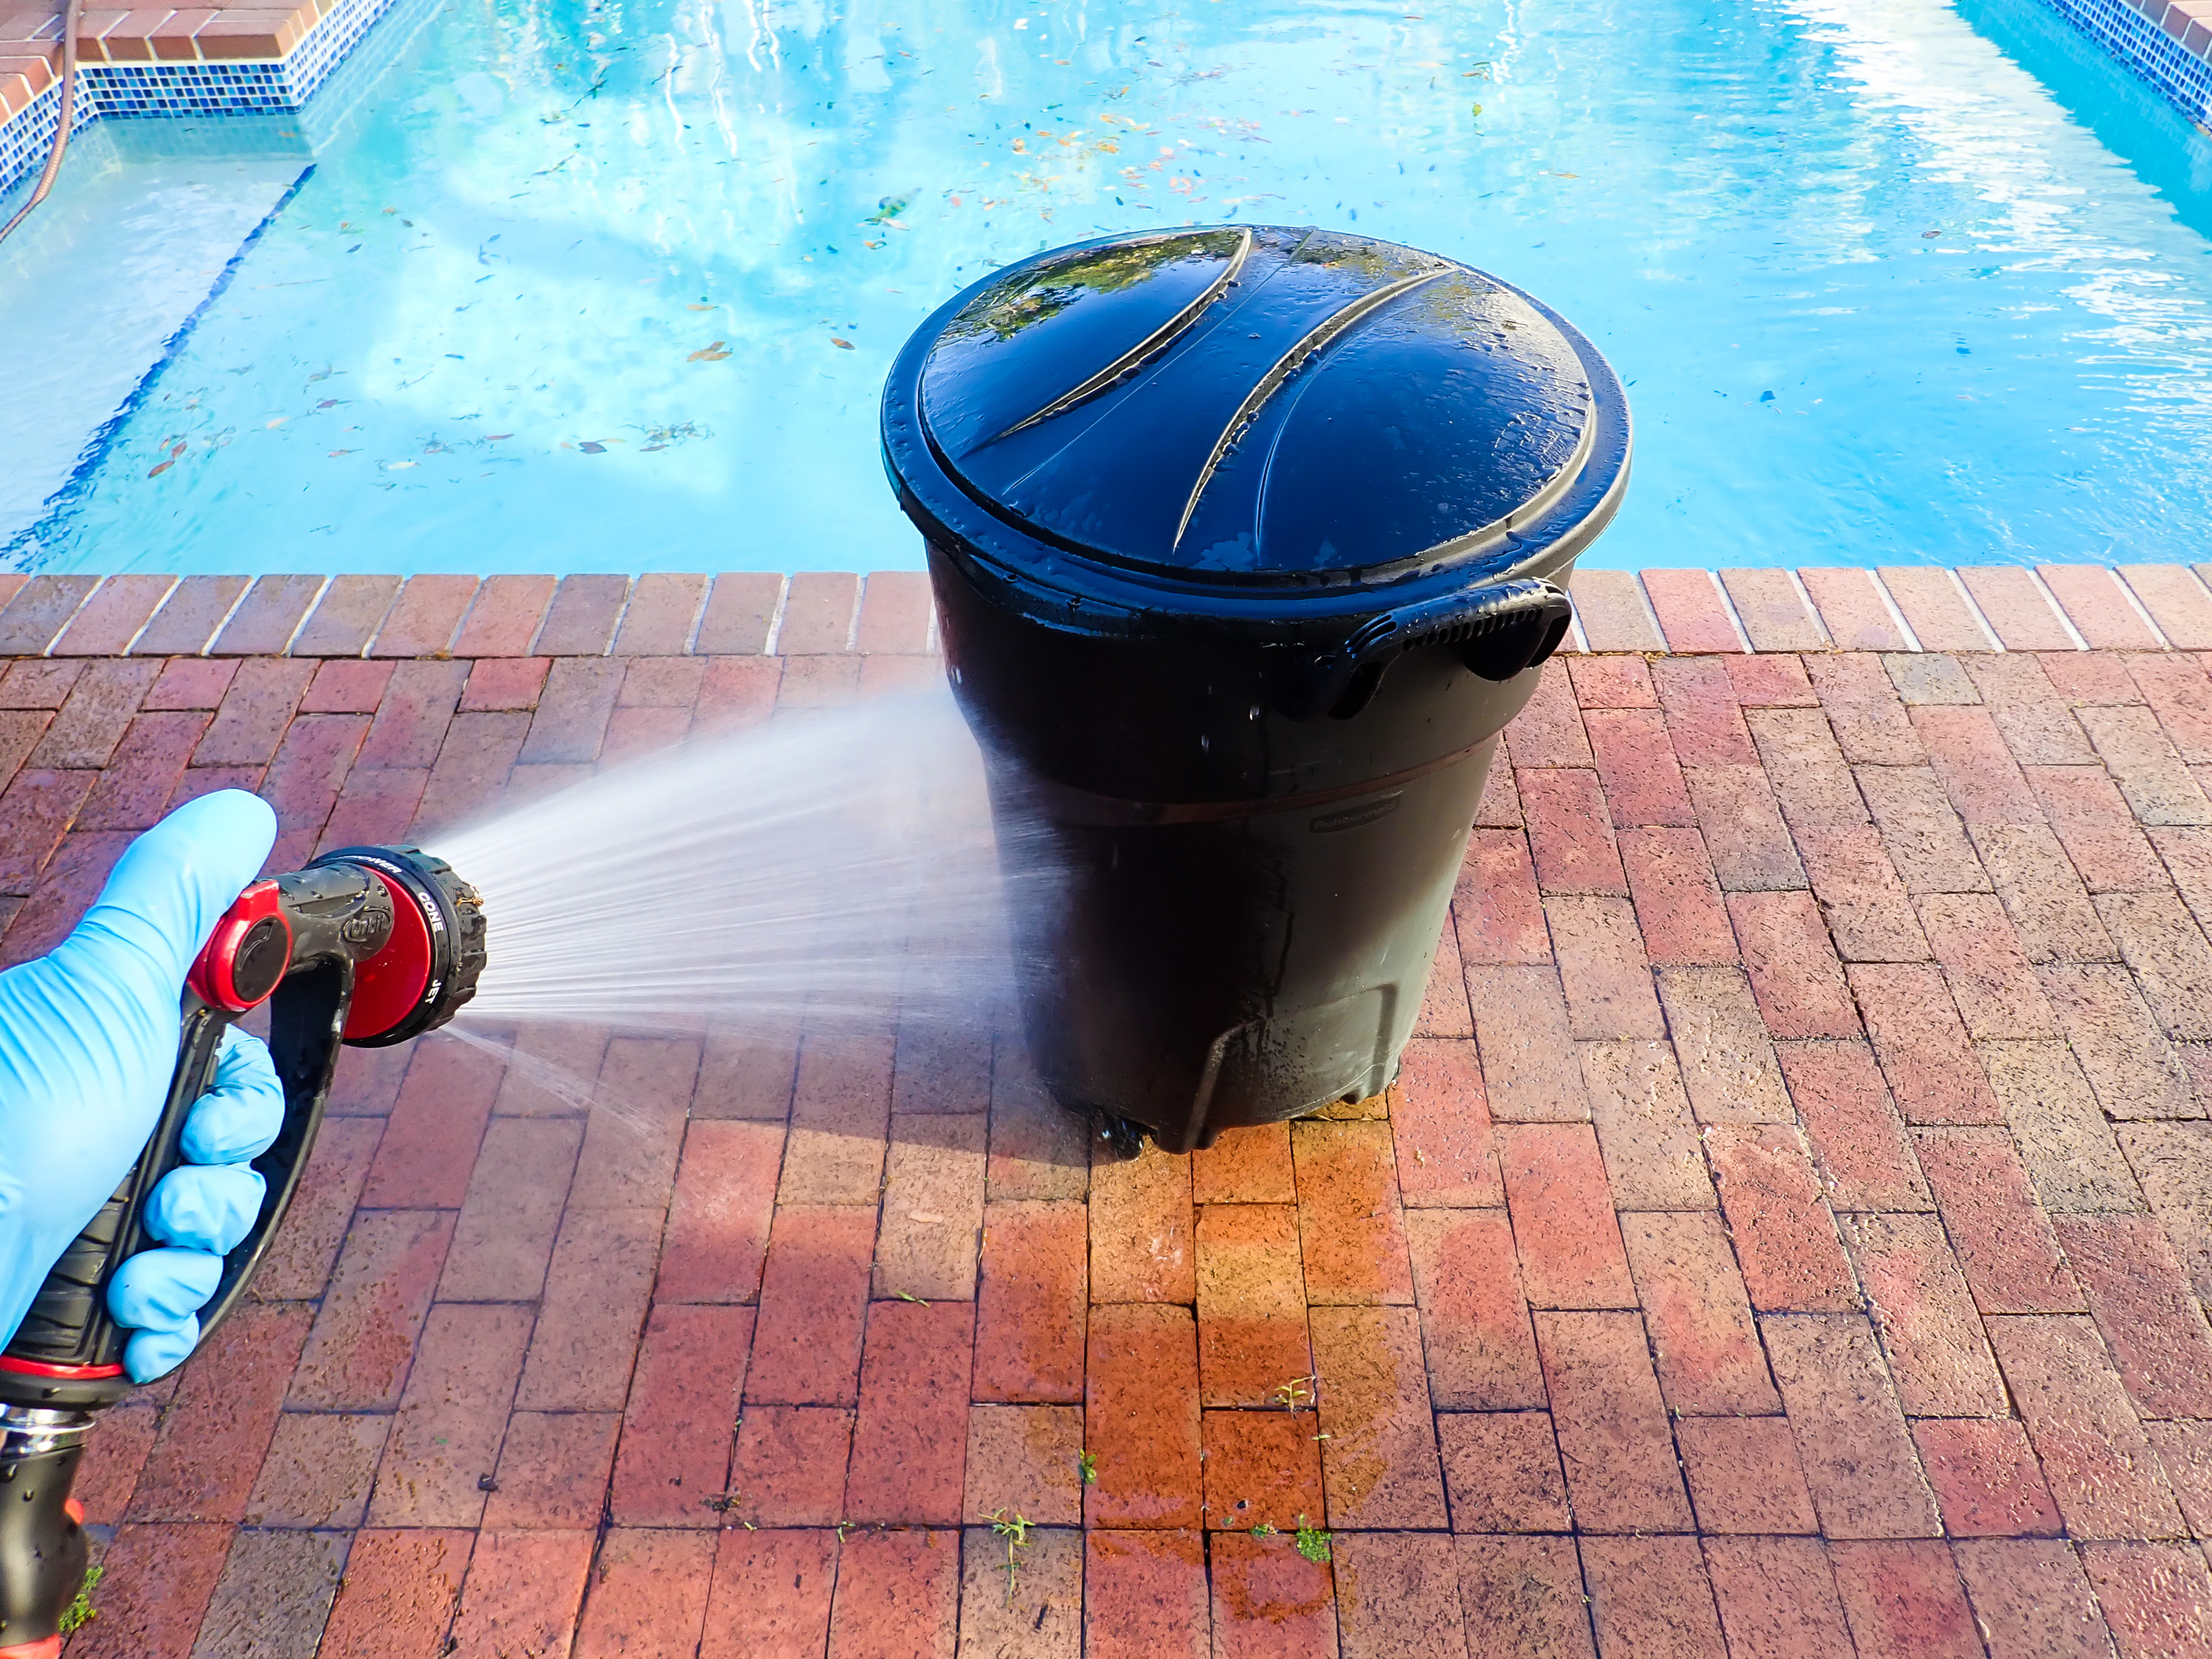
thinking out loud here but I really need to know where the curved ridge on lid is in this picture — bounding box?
[917,226,1599,583]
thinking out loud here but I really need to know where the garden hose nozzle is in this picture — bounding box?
[0,846,484,1658]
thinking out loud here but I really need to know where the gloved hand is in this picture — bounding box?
[0,790,284,1382]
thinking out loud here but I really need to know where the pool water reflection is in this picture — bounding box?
[4,0,2211,574]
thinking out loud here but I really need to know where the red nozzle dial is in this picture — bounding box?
[342,867,433,1042]
[187,880,292,1012]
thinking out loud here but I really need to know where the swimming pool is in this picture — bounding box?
[3,0,2210,575]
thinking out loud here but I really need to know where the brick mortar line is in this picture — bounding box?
[111,575,181,658]
[1864,569,1925,653]
[1942,566,2003,653]
[277,575,333,656]
[1783,567,1836,649]
[1627,570,1669,648]
[0,567,2195,660]
[597,576,639,658]
[2107,565,2174,650]
[677,577,712,655]
[2124,562,2212,647]
[759,574,794,656]
[1702,568,1756,654]
[2027,566,2093,651]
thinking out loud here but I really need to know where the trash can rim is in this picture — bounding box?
[881,222,1631,626]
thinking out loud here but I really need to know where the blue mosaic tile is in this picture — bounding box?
[2033,0,2212,126]
[0,74,100,206]
[284,0,401,102]
[0,0,400,197]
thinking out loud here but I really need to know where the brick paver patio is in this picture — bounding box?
[4,564,2211,1657]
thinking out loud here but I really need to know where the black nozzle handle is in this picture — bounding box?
[1282,577,1574,721]
[0,965,347,1415]
[188,962,349,1359]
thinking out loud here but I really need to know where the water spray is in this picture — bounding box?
[0,846,484,1659]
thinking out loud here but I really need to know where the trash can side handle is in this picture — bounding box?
[1283,577,1573,721]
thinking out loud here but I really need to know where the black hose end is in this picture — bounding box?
[0,1444,87,1655]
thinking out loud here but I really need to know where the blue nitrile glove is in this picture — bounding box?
[0,790,285,1382]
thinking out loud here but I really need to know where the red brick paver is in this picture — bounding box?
[16,567,2212,1658]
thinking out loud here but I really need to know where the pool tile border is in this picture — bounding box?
[2037,0,2212,127]
[0,565,2205,663]
[0,0,394,197]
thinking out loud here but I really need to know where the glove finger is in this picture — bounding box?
[124,1320,201,1383]
[181,1026,285,1164]
[106,1247,223,1333]
[145,1164,267,1256]
[53,791,278,1001]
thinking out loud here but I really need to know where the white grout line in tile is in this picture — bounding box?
[759,574,793,655]
[200,577,259,657]
[598,576,637,656]
[1629,572,1669,653]
[1944,567,2004,653]
[523,580,554,657]
[2105,566,2172,650]
[114,576,181,658]
[284,575,345,658]
[416,577,481,661]
[1784,568,1835,649]
[2026,567,2091,651]
[679,577,712,655]
[41,577,106,658]
[276,577,333,656]
[1705,568,1755,653]
[2124,564,2212,653]
[1865,568,1923,653]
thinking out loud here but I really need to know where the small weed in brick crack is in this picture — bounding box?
[987,1509,1032,1608]
[59,1565,103,1635]
[1077,1450,1098,1484]
[1294,1515,1332,1565]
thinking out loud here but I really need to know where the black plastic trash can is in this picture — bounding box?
[882,225,1630,1154]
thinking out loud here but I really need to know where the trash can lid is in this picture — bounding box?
[890,224,1620,586]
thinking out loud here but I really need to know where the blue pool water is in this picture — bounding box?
[3,0,2210,575]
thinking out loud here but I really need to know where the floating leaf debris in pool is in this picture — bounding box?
[1760,391,1775,402]
[1923,229,1941,237]
[578,441,607,453]
[634,421,709,452]
[686,302,715,310]
[688,341,732,361]
[832,338,856,349]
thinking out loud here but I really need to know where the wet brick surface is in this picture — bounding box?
[6,565,2211,1655]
